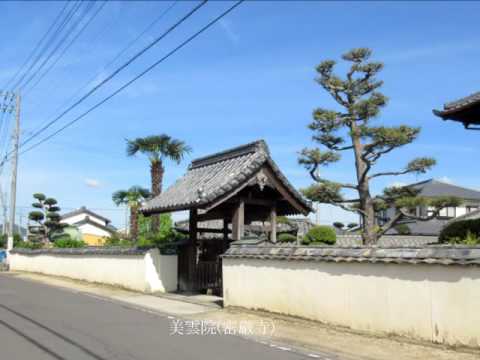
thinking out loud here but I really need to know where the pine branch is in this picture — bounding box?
[330,201,366,215]
[369,157,436,180]
[377,212,403,237]
[369,169,413,179]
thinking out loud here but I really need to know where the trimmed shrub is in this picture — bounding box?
[333,222,344,230]
[394,223,411,235]
[439,219,480,244]
[302,226,336,245]
[278,233,297,243]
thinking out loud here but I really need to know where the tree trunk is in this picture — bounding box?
[150,160,164,232]
[350,121,378,245]
[130,205,139,242]
[360,190,377,245]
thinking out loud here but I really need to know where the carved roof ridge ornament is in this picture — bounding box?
[256,171,269,191]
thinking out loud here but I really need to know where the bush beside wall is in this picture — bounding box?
[278,233,297,243]
[439,219,480,244]
[303,226,336,245]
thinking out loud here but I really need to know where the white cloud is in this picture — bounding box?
[85,178,102,188]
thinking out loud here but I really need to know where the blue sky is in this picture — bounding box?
[0,1,479,229]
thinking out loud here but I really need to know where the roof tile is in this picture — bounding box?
[141,140,312,214]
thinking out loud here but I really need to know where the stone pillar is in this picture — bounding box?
[270,206,277,243]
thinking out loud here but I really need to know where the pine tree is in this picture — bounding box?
[28,193,64,241]
[300,48,460,244]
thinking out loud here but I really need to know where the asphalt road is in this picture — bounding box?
[0,274,328,360]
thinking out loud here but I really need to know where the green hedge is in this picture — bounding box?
[439,219,480,244]
[278,233,297,243]
[302,226,336,245]
[15,241,43,250]
[53,238,86,248]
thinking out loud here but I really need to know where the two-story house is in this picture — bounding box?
[61,206,116,246]
[377,179,480,236]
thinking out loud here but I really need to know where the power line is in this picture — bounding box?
[1,1,70,90]
[103,1,179,71]
[11,1,83,91]
[0,112,13,162]
[17,1,89,91]
[13,0,208,154]
[23,1,108,97]
[0,93,15,159]
[17,0,245,157]
[0,96,13,144]
[11,205,126,212]
[26,1,177,123]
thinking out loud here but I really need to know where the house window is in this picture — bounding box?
[427,207,435,217]
[439,207,456,218]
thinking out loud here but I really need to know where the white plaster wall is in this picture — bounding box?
[77,223,111,237]
[456,207,467,217]
[145,249,178,293]
[10,249,177,294]
[223,258,480,348]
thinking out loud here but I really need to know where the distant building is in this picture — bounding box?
[0,224,27,238]
[175,217,314,240]
[377,179,480,236]
[433,91,480,130]
[61,207,116,246]
[446,208,480,225]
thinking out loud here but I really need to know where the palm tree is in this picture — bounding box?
[126,134,191,231]
[112,186,151,241]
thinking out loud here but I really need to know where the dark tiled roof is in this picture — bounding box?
[223,244,480,266]
[433,92,480,127]
[61,206,111,224]
[408,179,480,200]
[141,140,312,214]
[433,91,480,117]
[11,247,149,256]
[336,235,438,247]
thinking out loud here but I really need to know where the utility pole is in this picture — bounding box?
[7,92,20,252]
[0,185,7,235]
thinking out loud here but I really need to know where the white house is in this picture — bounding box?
[61,207,116,246]
[377,179,480,235]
